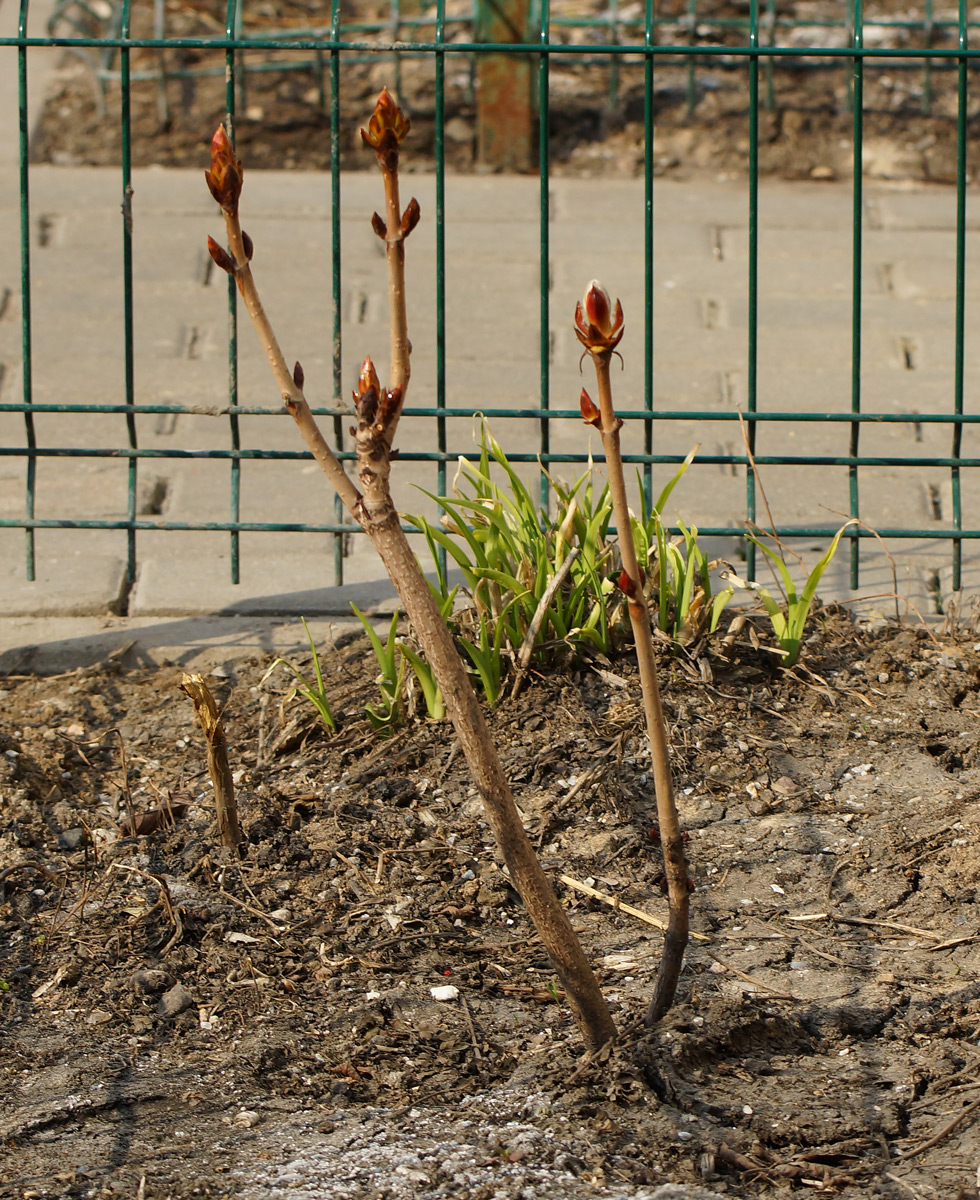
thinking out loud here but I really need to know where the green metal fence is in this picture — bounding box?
[2,0,979,599]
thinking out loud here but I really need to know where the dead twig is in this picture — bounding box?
[110,863,184,954]
[704,950,797,1000]
[181,674,242,849]
[510,548,580,699]
[559,874,709,942]
[897,1094,980,1161]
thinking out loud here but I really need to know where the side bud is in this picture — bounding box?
[207,236,236,274]
[242,230,254,262]
[618,569,637,598]
[293,361,305,390]
[371,212,387,240]
[400,198,421,239]
[579,388,601,429]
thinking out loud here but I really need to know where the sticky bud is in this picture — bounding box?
[207,235,235,274]
[579,388,601,428]
[618,569,636,598]
[400,198,421,238]
[574,279,625,356]
[293,361,304,390]
[360,87,411,151]
[242,230,254,261]
[371,212,387,240]
[357,356,381,401]
[205,125,243,215]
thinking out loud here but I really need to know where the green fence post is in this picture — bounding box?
[475,0,534,171]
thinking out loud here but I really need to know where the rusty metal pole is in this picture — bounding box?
[475,0,534,171]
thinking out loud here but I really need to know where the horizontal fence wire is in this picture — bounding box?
[0,0,975,595]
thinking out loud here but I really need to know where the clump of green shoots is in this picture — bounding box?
[409,421,620,677]
[261,616,337,733]
[724,522,855,666]
[630,449,734,647]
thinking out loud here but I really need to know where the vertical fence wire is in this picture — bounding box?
[746,0,760,580]
[849,0,864,587]
[330,0,344,586]
[643,0,654,510]
[17,0,35,581]
[435,0,447,512]
[120,0,137,586]
[952,0,968,591]
[537,0,550,513]
[225,0,241,584]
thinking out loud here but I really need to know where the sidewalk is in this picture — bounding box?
[1,145,976,666]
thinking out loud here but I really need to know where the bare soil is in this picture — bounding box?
[6,609,980,1198]
[32,0,980,183]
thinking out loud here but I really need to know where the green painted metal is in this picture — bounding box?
[952,0,968,591]
[17,0,35,582]
[849,0,864,588]
[5,3,979,597]
[746,0,759,582]
[537,0,550,513]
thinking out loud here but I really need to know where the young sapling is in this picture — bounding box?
[204,93,616,1050]
[576,280,690,1024]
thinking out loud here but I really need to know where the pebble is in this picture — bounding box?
[157,981,196,1017]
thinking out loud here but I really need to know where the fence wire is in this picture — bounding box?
[1,0,977,594]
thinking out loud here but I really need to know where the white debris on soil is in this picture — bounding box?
[231,1097,726,1200]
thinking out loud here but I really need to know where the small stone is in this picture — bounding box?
[133,969,171,995]
[86,1009,113,1026]
[158,981,196,1017]
[58,828,90,851]
[810,165,836,180]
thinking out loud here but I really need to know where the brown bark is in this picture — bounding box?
[589,353,690,1024]
[181,673,242,850]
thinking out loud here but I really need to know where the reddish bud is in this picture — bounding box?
[579,388,601,428]
[293,361,305,390]
[357,356,381,401]
[205,125,243,215]
[618,569,636,598]
[400,198,421,238]
[207,235,235,274]
[242,230,254,261]
[574,279,625,356]
[360,88,411,171]
[371,212,387,240]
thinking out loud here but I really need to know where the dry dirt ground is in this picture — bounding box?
[32,0,980,184]
[6,609,980,1198]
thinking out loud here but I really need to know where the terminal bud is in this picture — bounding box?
[360,88,411,172]
[574,279,624,357]
[205,125,243,216]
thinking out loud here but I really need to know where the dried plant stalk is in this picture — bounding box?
[181,673,241,849]
[576,282,690,1024]
[204,94,616,1050]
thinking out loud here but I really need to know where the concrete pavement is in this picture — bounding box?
[2,67,979,665]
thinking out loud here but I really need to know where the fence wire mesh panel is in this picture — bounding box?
[1,0,978,614]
